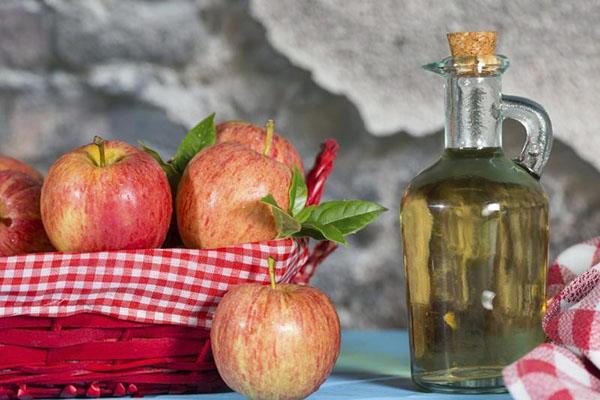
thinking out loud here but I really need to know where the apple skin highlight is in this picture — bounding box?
[41,139,172,252]
[211,282,341,400]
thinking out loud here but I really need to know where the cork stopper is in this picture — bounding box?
[447,31,497,57]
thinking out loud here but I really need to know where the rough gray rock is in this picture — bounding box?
[0,0,598,329]
[52,0,203,68]
[251,0,600,172]
[1,70,109,170]
[0,0,51,70]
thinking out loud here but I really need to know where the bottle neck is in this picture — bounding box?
[445,75,502,149]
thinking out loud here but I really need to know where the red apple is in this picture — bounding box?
[41,137,172,252]
[217,121,304,174]
[0,170,53,256]
[211,274,341,400]
[0,155,43,183]
[176,142,291,249]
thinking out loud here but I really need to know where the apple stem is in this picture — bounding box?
[0,217,11,227]
[267,256,277,289]
[263,119,274,156]
[93,136,106,167]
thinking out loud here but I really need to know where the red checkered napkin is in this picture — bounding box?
[0,239,309,329]
[503,237,600,400]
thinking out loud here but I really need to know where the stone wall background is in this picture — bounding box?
[0,0,598,328]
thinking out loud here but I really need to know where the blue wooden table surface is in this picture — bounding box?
[153,330,512,399]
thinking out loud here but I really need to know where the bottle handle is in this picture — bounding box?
[499,95,553,178]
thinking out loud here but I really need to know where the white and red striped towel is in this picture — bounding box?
[503,237,600,400]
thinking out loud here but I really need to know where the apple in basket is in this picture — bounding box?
[0,155,44,183]
[141,113,386,250]
[41,136,172,252]
[216,121,304,174]
[177,120,292,248]
[211,257,341,400]
[0,169,53,256]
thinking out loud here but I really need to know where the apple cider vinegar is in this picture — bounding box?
[401,148,548,392]
[401,32,552,393]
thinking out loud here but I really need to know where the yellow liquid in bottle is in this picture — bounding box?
[401,148,548,393]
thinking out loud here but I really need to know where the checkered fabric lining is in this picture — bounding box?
[503,237,600,400]
[0,239,308,329]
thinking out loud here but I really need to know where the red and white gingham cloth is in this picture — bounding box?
[0,239,309,329]
[503,237,600,400]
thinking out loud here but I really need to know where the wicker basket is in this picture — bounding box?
[0,140,339,398]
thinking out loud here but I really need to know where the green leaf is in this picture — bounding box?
[261,194,302,238]
[294,222,347,245]
[140,142,180,191]
[288,167,308,217]
[308,200,387,235]
[170,113,216,173]
[295,205,315,224]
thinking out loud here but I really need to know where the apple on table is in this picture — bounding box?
[211,257,341,400]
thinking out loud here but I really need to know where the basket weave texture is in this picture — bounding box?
[0,140,339,398]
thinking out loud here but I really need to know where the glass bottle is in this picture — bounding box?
[400,32,552,393]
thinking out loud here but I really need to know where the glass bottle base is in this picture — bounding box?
[412,366,508,394]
